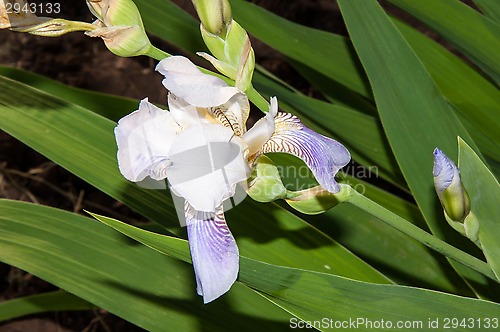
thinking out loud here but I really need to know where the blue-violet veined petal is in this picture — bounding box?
[185,203,239,304]
[259,111,350,193]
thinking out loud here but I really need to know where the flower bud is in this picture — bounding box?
[433,148,470,222]
[1,0,35,29]
[85,0,152,57]
[247,155,287,203]
[86,24,151,57]
[192,0,231,36]
[2,0,95,36]
[12,18,97,37]
[286,184,353,215]
[87,0,143,27]
[198,20,255,92]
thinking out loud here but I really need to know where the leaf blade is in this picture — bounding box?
[337,0,497,299]
[0,291,94,322]
[389,0,500,83]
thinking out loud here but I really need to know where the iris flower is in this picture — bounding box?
[115,56,350,303]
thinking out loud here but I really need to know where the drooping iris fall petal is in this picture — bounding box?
[185,203,239,304]
[258,111,351,193]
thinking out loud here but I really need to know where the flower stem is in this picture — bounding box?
[346,189,497,282]
[247,85,269,113]
[146,46,171,61]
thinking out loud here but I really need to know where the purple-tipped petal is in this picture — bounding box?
[259,112,350,193]
[185,203,239,304]
[433,148,459,194]
[432,148,470,221]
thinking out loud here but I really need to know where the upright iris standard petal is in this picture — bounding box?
[114,98,181,182]
[185,203,239,304]
[258,111,351,193]
[156,56,240,108]
[433,148,470,222]
[158,56,250,136]
[167,93,213,129]
[243,96,277,156]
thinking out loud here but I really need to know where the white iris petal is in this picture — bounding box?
[167,124,249,212]
[156,56,239,108]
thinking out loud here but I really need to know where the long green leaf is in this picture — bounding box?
[473,0,500,22]
[0,66,136,121]
[287,60,376,114]
[230,0,371,101]
[135,0,205,53]
[0,291,94,322]
[0,200,293,331]
[390,0,500,83]
[0,75,390,283]
[392,19,500,166]
[337,0,498,299]
[459,138,500,280]
[91,211,500,331]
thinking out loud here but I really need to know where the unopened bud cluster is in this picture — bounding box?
[192,0,255,92]
[1,0,152,57]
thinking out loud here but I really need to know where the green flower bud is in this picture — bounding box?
[192,0,231,36]
[87,0,144,28]
[13,18,96,37]
[1,0,35,29]
[86,24,151,57]
[85,0,152,57]
[247,155,287,203]
[2,1,95,36]
[198,20,255,92]
[286,184,353,215]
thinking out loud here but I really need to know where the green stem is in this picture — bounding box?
[247,85,269,113]
[146,46,171,61]
[347,189,497,282]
